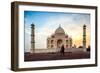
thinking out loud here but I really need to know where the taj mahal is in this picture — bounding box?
[30,24,86,53]
[47,25,72,49]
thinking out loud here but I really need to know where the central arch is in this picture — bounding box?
[57,39,63,48]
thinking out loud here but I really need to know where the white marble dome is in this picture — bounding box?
[55,26,65,34]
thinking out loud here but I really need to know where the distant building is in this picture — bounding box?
[47,25,72,49]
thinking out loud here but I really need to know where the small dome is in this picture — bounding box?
[55,26,65,34]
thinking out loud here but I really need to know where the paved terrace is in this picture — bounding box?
[24,51,90,61]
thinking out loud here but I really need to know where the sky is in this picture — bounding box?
[24,11,90,52]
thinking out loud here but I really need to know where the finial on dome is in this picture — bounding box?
[59,24,61,27]
[55,24,65,34]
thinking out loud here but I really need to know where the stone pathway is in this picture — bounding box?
[24,51,90,61]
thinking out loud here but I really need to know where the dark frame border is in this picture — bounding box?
[11,1,98,71]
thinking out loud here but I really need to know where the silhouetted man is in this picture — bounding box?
[60,45,65,56]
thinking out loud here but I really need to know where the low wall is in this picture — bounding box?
[32,48,85,53]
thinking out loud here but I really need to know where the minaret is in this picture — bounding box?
[83,24,86,49]
[30,23,35,53]
[69,37,72,48]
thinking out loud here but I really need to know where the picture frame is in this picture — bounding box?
[11,1,98,71]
